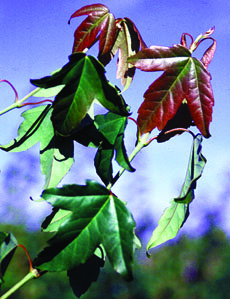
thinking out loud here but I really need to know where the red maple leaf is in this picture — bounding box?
[128,28,216,138]
[69,4,146,90]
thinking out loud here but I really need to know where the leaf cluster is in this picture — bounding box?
[0,3,216,298]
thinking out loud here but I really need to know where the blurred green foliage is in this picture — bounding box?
[1,213,230,299]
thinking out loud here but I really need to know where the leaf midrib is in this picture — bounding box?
[145,58,192,117]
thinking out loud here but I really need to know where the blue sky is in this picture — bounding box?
[0,0,230,235]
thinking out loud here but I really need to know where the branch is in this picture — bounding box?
[0,87,41,116]
[0,270,39,299]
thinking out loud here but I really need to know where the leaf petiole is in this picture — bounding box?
[17,244,34,273]
[20,99,53,107]
[163,127,196,138]
[0,80,19,102]
[109,127,196,189]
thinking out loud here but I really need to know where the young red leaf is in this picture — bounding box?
[71,15,102,52]
[202,26,215,39]
[115,20,138,90]
[69,4,116,56]
[69,5,146,90]
[124,17,147,51]
[128,42,215,137]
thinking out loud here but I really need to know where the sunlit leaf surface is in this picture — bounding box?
[34,181,138,280]
[31,53,129,136]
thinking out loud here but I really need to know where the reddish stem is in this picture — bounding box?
[20,99,53,107]
[0,79,18,102]
[145,135,158,146]
[17,244,34,273]
[163,127,195,138]
[146,127,195,146]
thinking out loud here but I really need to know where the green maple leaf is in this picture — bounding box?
[31,53,130,136]
[33,180,139,280]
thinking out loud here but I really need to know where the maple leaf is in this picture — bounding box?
[68,4,116,55]
[33,181,138,281]
[128,29,216,138]
[31,53,129,136]
[69,4,146,90]
[146,134,206,251]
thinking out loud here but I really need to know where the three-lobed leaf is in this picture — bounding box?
[128,42,215,138]
[31,53,129,136]
[146,134,206,252]
[33,180,138,281]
